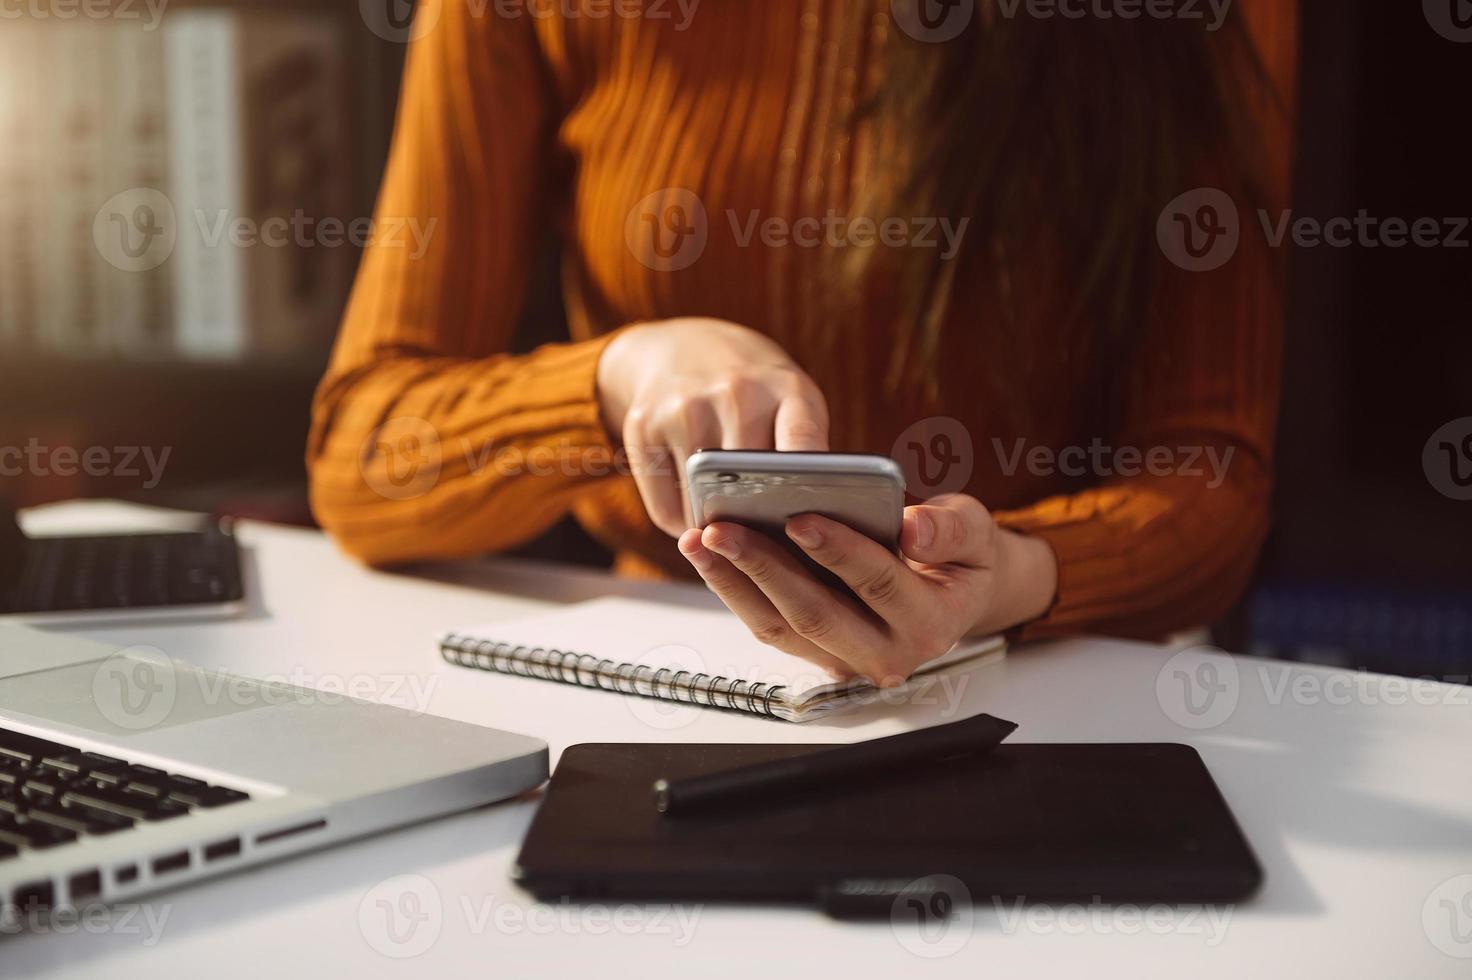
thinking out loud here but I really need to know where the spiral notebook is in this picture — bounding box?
[439,597,1006,723]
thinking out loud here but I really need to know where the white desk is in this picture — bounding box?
[7,501,1472,979]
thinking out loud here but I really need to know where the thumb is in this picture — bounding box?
[901,494,995,567]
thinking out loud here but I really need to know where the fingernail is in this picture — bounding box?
[908,510,934,549]
[704,533,740,561]
[681,546,713,572]
[787,522,822,549]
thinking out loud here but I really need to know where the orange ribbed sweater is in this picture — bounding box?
[308,0,1298,641]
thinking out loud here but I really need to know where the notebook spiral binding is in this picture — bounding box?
[439,635,789,720]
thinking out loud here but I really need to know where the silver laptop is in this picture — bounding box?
[0,623,547,921]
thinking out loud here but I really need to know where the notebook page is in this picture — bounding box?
[446,596,1002,704]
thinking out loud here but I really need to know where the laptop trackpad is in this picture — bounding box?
[0,655,270,737]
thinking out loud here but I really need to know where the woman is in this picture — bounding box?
[308,0,1297,685]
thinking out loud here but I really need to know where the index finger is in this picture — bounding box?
[623,419,686,537]
[773,391,829,452]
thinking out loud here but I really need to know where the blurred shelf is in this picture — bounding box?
[4,346,329,388]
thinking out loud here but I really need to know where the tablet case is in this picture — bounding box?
[513,742,1262,917]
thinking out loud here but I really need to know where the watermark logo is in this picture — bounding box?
[359,874,443,958]
[1156,646,1239,730]
[359,0,440,43]
[92,646,178,731]
[727,210,968,258]
[1424,874,1472,958]
[624,644,708,731]
[892,0,975,42]
[889,874,974,958]
[995,897,1233,944]
[1424,0,1472,42]
[1163,189,1470,271]
[97,190,432,269]
[0,0,169,29]
[1423,417,1472,501]
[0,440,171,490]
[0,901,172,943]
[993,437,1235,489]
[356,875,702,947]
[360,416,444,501]
[193,210,436,259]
[1259,210,1469,251]
[93,188,176,273]
[1158,187,1240,272]
[892,417,974,500]
[991,0,1233,31]
[626,188,709,273]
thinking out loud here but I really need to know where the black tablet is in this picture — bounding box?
[514,742,1262,917]
[0,508,245,623]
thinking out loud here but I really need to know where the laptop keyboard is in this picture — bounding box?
[1,528,243,615]
[0,727,249,861]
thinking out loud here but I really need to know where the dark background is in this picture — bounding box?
[4,0,1469,676]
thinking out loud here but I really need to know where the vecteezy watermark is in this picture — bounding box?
[726,210,969,261]
[1424,874,1472,958]
[892,0,1231,42]
[193,210,437,261]
[358,0,440,44]
[623,644,711,732]
[887,874,975,958]
[994,897,1234,945]
[91,646,441,732]
[487,0,700,30]
[359,874,443,958]
[0,439,171,490]
[624,188,969,272]
[993,437,1235,489]
[892,417,975,500]
[0,0,169,29]
[93,188,177,274]
[0,900,172,944]
[990,0,1233,31]
[1424,0,1472,43]
[1257,210,1470,252]
[357,416,676,501]
[356,874,701,958]
[1256,667,1471,711]
[1157,647,1472,731]
[625,188,709,273]
[618,645,976,731]
[360,416,445,502]
[1156,646,1241,730]
[891,0,975,42]
[458,896,701,945]
[94,188,435,272]
[1424,417,1472,502]
[359,0,700,44]
[1157,187,1241,272]
[1159,187,1471,272]
[93,647,179,732]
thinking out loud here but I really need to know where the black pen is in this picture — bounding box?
[652,712,1018,816]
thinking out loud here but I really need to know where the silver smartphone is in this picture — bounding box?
[685,451,906,554]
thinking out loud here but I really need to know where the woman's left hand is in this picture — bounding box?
[677,494,1059,684]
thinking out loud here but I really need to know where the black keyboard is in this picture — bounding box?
[0,726,250,861]
[0,525,243,615]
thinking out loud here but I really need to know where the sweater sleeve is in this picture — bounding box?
[307,0,619,566]
[993,0,1299,641]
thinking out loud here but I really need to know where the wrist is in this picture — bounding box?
[973,529,1058,636]
[594,323,651,441]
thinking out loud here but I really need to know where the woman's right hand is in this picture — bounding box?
[596,317,829,537]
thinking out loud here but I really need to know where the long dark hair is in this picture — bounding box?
[851,2,1285,401]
